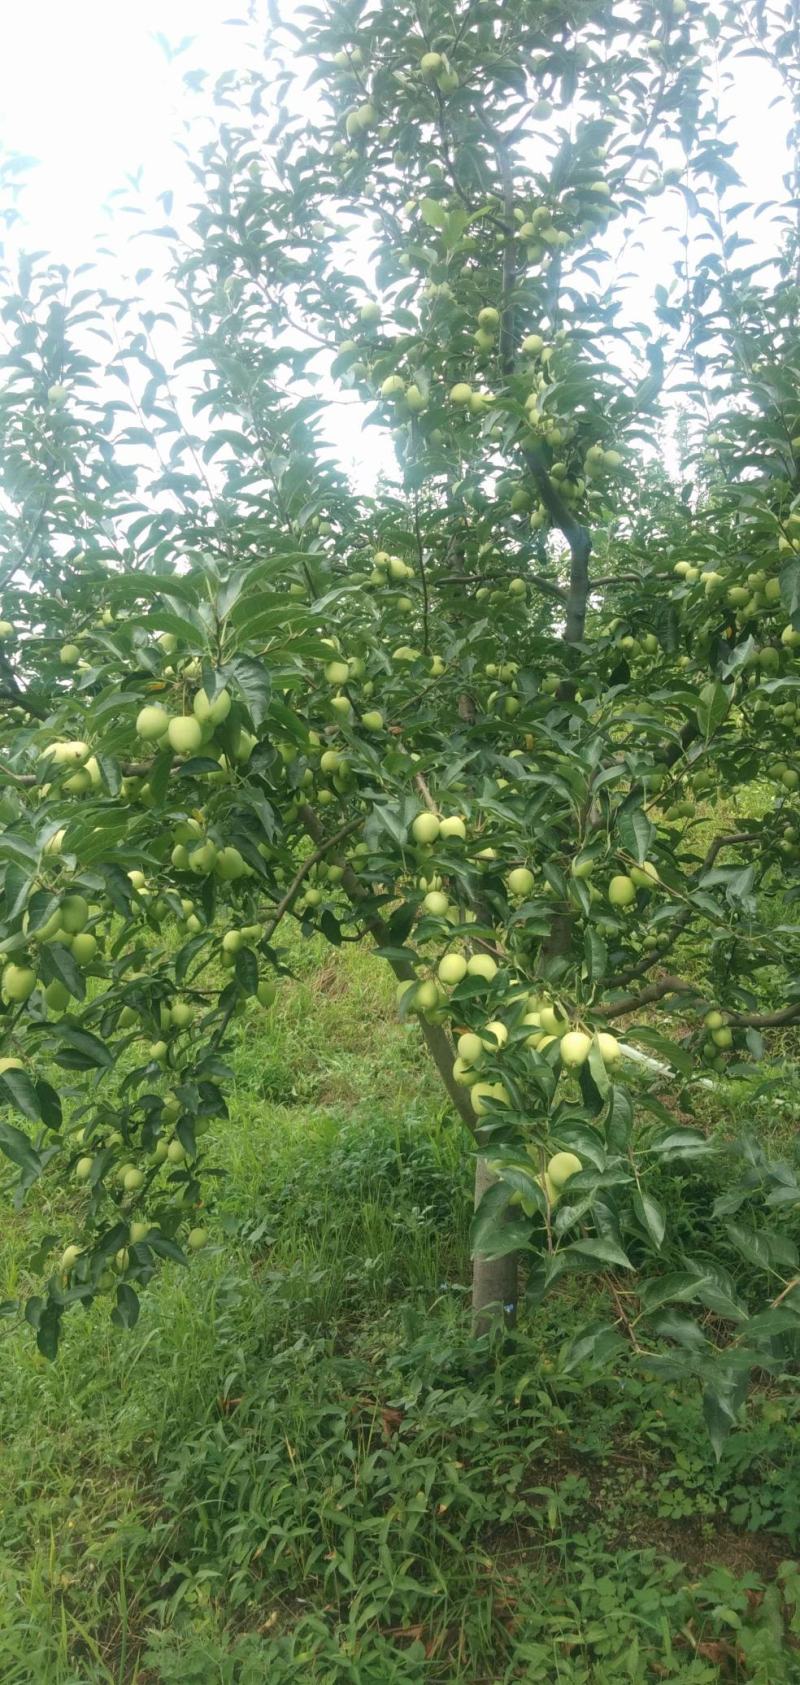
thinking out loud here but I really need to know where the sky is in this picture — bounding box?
[0,1,793,486]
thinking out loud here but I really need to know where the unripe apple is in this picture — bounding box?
[506,866,534,897]
[438,953,467,985]
[168,716,203,755]
[449,382,472,405]
[136,704,170,741]
[360,300,381,324]
[420,50,443,75]
[216,846,247,881]
[481,1019,508,1050]
[325,659,350,685]
[405,384,426,411]
[412,812,440,844]
[547,1151,581,1189]
[187,1227,208,1250]
[59,643,80,666]
[704,1009,726,1030]
[470,1080,509,1115]
[193,686,231,725]
[75,1156,93,1181]
[439,815,466,840]
[452,1055,479,1086]
[0,1057,23,1074]
[712,1026,733,1049]
[559,1030,592,1069]
[466,953,498,983]
[166,1138,186,1163]
[539,1003,568,1037]
[423,890,450,917]
[72,932,98,966]
[60,1244,83,1272]
[2,963,36,1003]
[608,874,636,908]
[380,375,405,400]
[596,1032,621,1064]
[171,1000,195,1029]
[457,1032,484,1066]
[414,979,442,1013]
[123,1167,145,1192]
[360,710,384,732]
[257,979,277,1008]
[522,1013,543,1047]
[630,862,659,889]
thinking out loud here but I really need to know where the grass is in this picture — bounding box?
[0,930,799,1682]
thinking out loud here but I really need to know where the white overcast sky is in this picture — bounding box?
[0,1,793,485]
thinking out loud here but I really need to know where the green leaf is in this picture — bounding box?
[779,557,800,618]
[0,1118,42,1177]
[639,1270,711,1312]
[228,655,272,726]
[470,1182,531,1259]
[39,942,85,1001]
[0,1069,43,1124]
[725,1221,798,1275]
[54,1026,113,1069]
[696,680,730,739]
[617,804,653,864]
[235,947,259,995]
[632,1190,665,1250]
[565,1236,633,1270]
[111,1282,140,1330]
[625,1026,694,1076]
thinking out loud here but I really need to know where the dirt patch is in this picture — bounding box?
[621,1511,792,1579]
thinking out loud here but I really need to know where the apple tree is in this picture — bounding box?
[0,0,799,1445]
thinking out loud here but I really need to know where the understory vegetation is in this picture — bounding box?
[1,925,799,1685]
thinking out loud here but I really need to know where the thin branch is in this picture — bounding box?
[412,490,430,655]
[438,570,567,603]
[603,973,696,1019]
[263,817,363,940]
[607,833,758,988]
[414,772,438,813]
[523,445,592,641]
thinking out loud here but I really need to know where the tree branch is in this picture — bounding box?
[263,817,363,940]
[298,803,476,1131]
[523,445,592,641]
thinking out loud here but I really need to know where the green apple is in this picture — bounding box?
[547,1151,582,1189]
[481,1019,508,1050]
[187,1227,208,1250]
[507,866,535,896]
[136,704,170,740]
[166,1139,186,1163]
[59,643,80,666]
[2,964,36,1002]
[467,953,498,983]
[71,933,98,966]
[457,1031,484,1066]
[608,874,636,907]
[423,890,449,917]
[470,1080,509,1116]
[123,1167,145,1192]
[596,1031,621,1064]
[438,953,467,985]
[412,812,440,844]
[168,716,203,755]
[193,686,231,725]
[559,1030,592,1069]
[439,815,466,839]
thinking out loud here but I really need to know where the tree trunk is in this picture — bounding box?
[299,802,522,1329]
[471,1157,518,1336]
